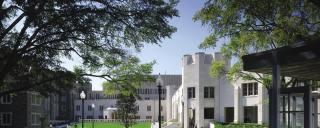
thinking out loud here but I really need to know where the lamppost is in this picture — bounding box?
[80,91,86,128]
[156,73,163,128]
[92,104,95,128]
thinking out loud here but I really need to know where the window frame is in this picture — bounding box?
[242,82,258,96]
[31,93,41,106]
[0,95,12,104]
[187,87,195,99]
[243,106,258,123]
[204,107,214,119]
[204,87,214,98]
[88,105,92,111]
[0,112,12,126]
[31,113,41,126]
[76,105,80,111]
[99,105,104,111]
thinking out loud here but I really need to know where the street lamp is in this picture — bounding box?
[156,73,164,128]
[80,91,86,128]
[91,104,95,128]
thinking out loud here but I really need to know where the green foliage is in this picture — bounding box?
[116,94,138,128]
[194,0,320,88]
[0,0,178,95]
[214,122,267,128]
[226,62,241,81]
[199,33,217,49]
[102,56,155,95]
[209,60,225,78]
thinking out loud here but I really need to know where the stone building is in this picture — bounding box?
[74,52,271,128]
[0,89,77,128]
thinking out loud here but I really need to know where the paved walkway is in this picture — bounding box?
[151,122,159,128]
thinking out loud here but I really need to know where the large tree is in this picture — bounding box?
[194,0,320,88]
[0,0,178,96]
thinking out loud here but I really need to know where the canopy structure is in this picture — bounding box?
[243,40,320,80]
[242,40,320,128]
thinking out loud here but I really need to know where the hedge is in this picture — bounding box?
[213,122,267,128]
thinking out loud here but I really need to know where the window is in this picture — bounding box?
[225,107,234,123]
[204,87,214,98]
[31,113,41,125]
[0,112,12,126]
[88,105,92,111]
[136,116,140,119]
[244,106,258,123]
[96,94,100,99]
[99,106,104,111]
[160,106,163,111]
[187,87,195,99]
[76,105,80,111]
[204,108,214,119]
[146,116,152,119]
[31,93,41,105]
[136,106,139,111]
[75,115,81,120]
[147,106,151,111]
[242,83,258,96]
[0,95,12,104]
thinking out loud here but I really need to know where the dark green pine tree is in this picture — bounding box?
[116,94,138,128]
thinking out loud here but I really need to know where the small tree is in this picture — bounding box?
[116,94,138,128]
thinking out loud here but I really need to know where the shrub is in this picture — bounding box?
[213,122,267,128]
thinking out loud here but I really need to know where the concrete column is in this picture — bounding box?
[214,78,221,122]
[183,87,189,128]
[166,86,173,121]
[234,85,240,123]
[197,85,204,128]
[258,84,263,124]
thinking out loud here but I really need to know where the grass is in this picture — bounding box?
[72,122,151,128]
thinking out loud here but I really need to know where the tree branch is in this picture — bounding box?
[0,12,26,41]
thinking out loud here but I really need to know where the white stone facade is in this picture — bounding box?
[168,52,271,128]
[73,52,272,128]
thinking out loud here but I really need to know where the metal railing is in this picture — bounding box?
[82,119,152,123]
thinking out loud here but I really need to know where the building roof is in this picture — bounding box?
[142,75,182,86]
[242,40,320,80]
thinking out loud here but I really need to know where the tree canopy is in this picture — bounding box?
[194,0,320,87]
[0,0,178,96]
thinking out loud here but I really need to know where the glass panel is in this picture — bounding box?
[280,95,288,111]
[242,84,247,96]
[204,87,208,98]
[295,96,304,111]
[291,112,304,128]
[248,83,253,95]
[280,112,289,128]
[280,96,284,111]
[254,83,258,95]
[290,96,304,111]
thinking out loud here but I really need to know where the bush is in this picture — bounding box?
[213,122,267,128]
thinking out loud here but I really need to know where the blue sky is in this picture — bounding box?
[136,1,226,75]
[64,1,225,90]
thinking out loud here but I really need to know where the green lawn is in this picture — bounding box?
[72,122,151,128]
